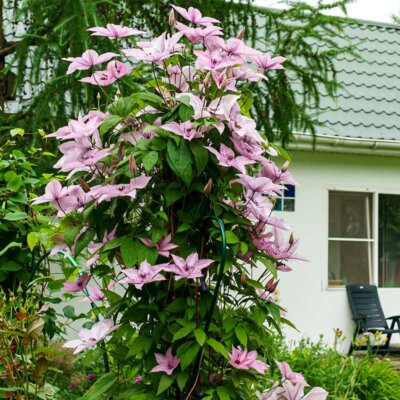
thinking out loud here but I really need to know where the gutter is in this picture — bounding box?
[289,133,400,157]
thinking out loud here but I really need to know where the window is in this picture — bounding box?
[328,191,400,287]
[274,184,295,212]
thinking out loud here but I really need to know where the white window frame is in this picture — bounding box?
[326,187,400,289]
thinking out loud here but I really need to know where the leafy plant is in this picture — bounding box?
[0,130,57,291]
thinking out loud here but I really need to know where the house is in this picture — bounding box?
[278,18,400,350]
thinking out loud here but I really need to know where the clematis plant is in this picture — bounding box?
[37,4,316,399]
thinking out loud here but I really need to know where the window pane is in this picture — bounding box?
[328,241,372,286]
[274,198,283,211]
[379,194,400,287]
[284,184,295,198]
[283,199,295,212]
[329,191,373,238]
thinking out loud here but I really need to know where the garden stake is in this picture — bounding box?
[185,215,227,400]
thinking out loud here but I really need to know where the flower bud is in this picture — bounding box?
[203,178,213,194]
[281,160,290,173]
[169,9,175,27]
[241,271,246,286]
[79,177,90,193]
[236,28,245,40]
[289,232,294,245]
[264,277,275,292]
[129,154,137,174]
[204,72,211,87]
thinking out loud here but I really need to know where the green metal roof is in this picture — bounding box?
[316,19,400,141]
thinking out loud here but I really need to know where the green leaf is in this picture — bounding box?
[100,115,123,136]
[173,326,193,342]
[74,230,95,257]
[5,172,23,192]
[63,305,75,319]
[270,143,292,162]
[224,231,240,244]
[180,343,200,370]
[2,261,22,271]
[217,386,231,400]
[194,329,206,346]
[134,92,164,107]
[120,238,137,268]
[235,325,247,347]
[112,96,136,117]
[179,103,194,121]
[0,242,22,256]
[64,225,82,249]
[157,374,174,395]
[165,184,185,207]
[27,232,39,251]
[142,151,159,171]
[128,335,153,356]
[10,128,25,137]
[177,372,190,391]
[207,338,228,359]
[165,298,187,313]
[3,212,28,221]
[189,140,209,177]
[81,372,117,400]
[166,139,193,187]
[176,223,191,233]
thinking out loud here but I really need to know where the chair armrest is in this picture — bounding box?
[386,315,400,320]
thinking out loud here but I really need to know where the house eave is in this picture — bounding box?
[289,133,400,157]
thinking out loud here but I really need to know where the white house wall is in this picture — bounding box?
[279,149,400,351]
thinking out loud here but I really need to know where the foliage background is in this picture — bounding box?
[1,0,353,145]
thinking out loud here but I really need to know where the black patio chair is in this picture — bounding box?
[346,284,400,355]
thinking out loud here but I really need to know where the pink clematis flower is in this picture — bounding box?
[82,286,105,302]
[261,160,298,186]
[62,50,117,75]
[88,24,144,39]
[206,144,254,173]
[276,361,309,386]
[252,53,287,70]
[89,174,151,203]
[80,70,117,86]
[63,319,118,354]
[63,273,91,293]
[31,180,69,205]
[260,228,307,268]
[162,121,204,141]
[123,32,183,63]
[120,260,168,290]
[194,47,236,70]
[140,233,178,258]
[150,347,180,375]
[165,253,214,280]
[282,381,328,400]
[228,346,269,374]
[106,60,132,79]
[46,114,101,140]
[171,5,220,25]
[177,22,223,44]
[231,174,284,196]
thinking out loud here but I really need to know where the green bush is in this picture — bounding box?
[276,336,400,400]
